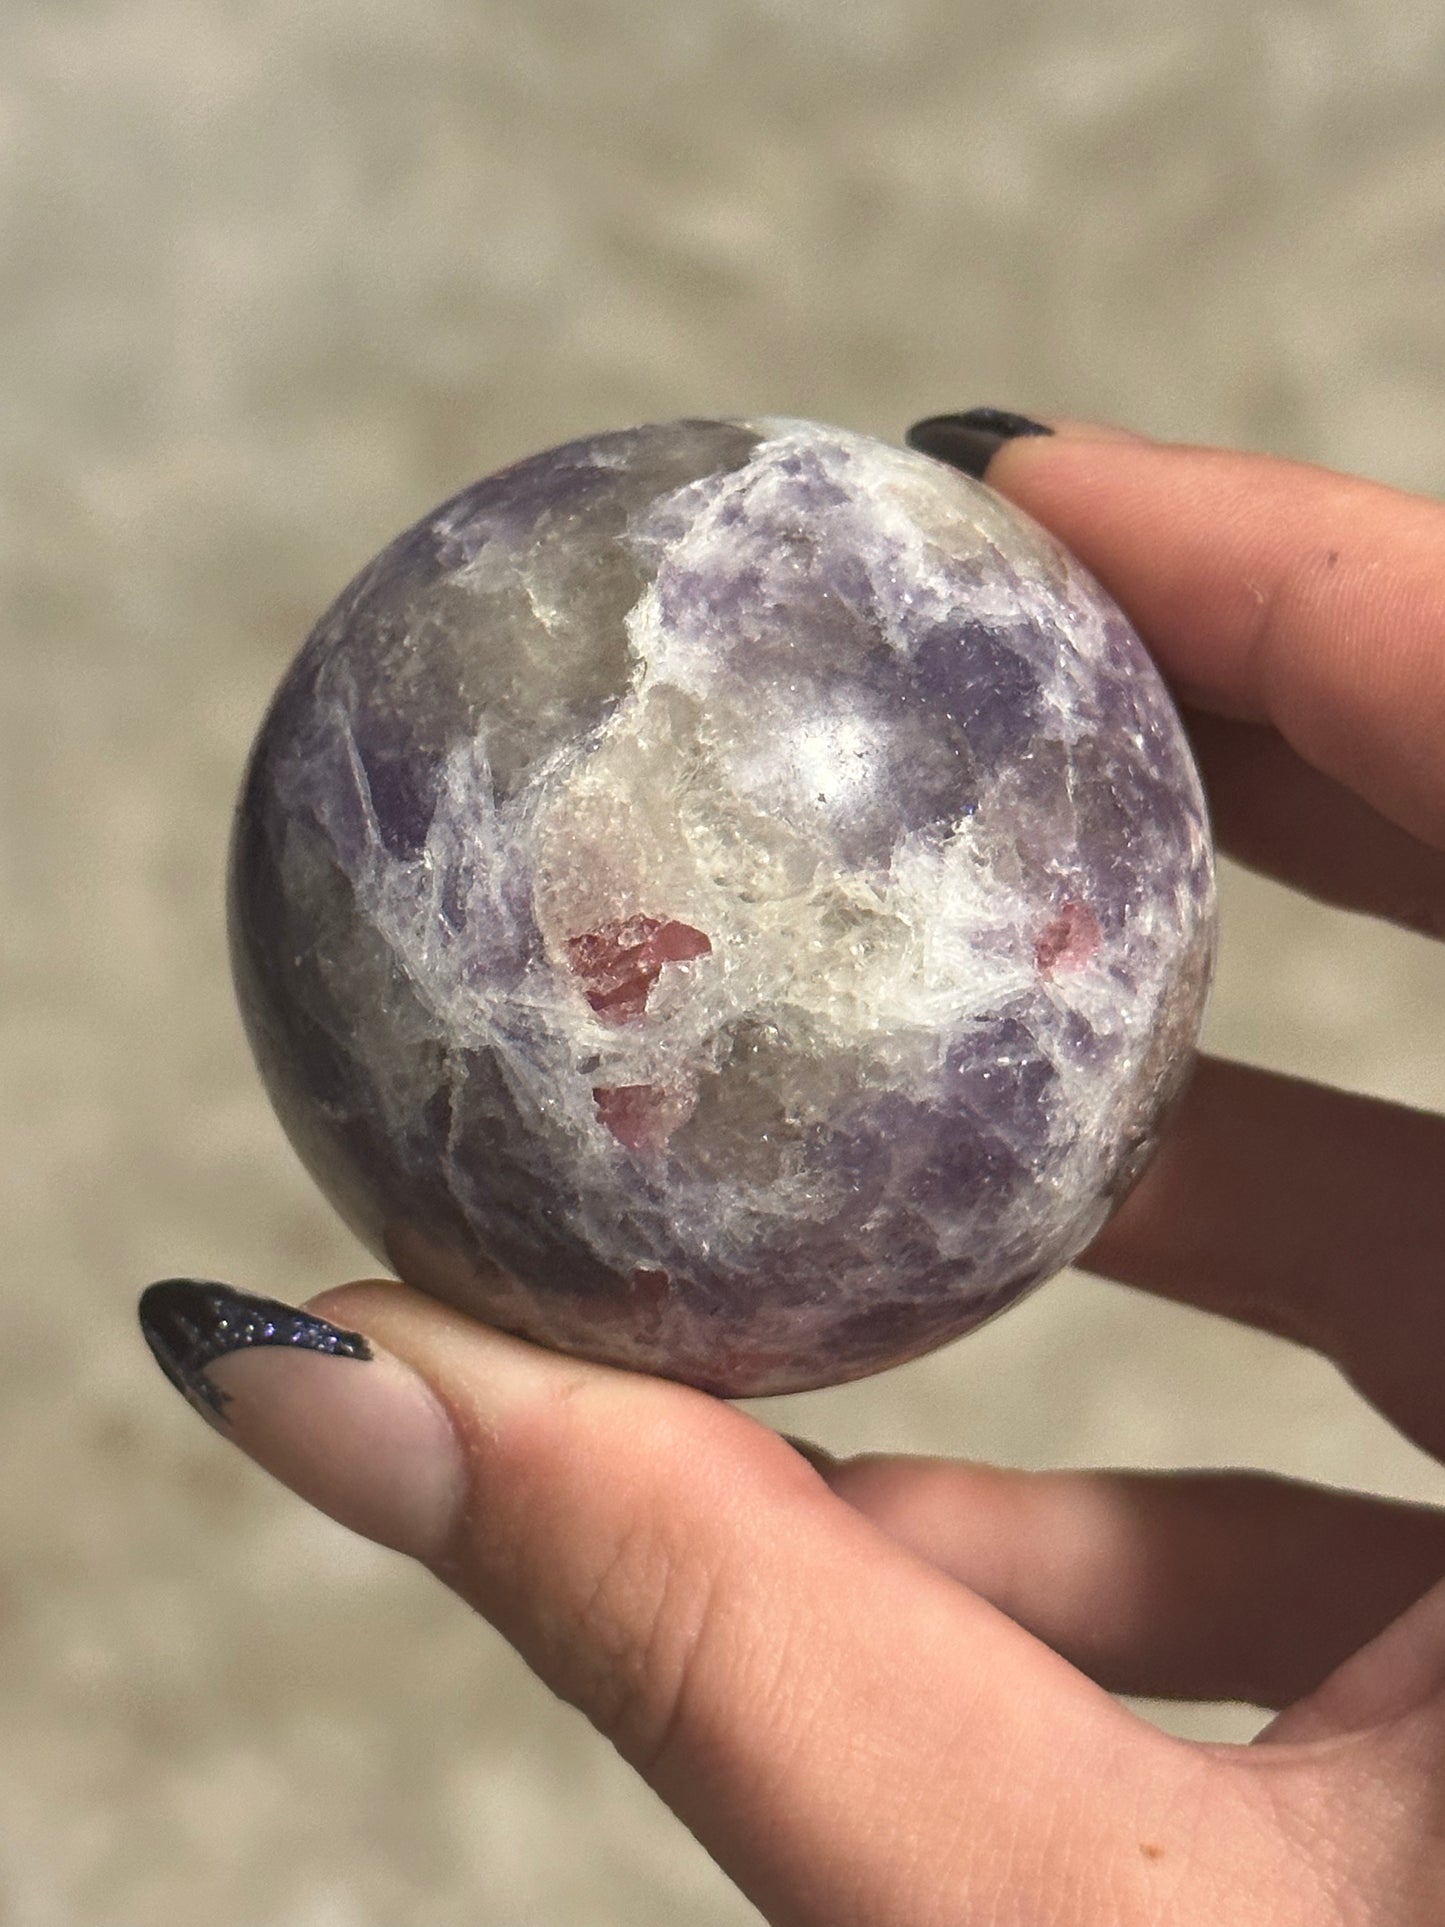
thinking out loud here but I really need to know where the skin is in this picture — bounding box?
[205,423,1445,1924]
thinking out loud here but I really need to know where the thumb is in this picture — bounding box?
[140,1276,1235,1926]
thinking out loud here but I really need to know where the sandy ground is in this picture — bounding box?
[3,2,1445,1921]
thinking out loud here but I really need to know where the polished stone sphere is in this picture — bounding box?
[230,420,1215,1396]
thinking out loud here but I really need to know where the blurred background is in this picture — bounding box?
[3,1,1445,1921]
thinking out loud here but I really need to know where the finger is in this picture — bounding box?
[1263,1573,1445,1745]
[140,1277,1217,1926]
[1082,1057,1445,1460]
[939,419,1445,848]
[803,1451,1445,1711]
[1185,711,1445,939]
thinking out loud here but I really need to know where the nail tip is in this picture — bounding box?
[137,1279,230,1416]
[905,408,1054,479]
[138,1277,371,1420]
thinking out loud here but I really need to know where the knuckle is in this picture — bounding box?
[559,1510,731,1774]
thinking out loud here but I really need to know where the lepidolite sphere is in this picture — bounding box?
[230,419,1214,1396]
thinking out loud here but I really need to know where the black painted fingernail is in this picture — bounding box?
[138,1279,371,1423]
[906,409,1054,479]
[781,1432,837,1477]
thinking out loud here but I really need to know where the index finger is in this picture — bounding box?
[978,432,1445,849]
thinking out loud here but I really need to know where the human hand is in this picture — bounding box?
[141,415,1445,1924]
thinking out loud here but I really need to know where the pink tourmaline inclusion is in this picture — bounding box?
[564,914,712,1022]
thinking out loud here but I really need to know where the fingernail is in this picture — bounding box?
[138,1279,463,1561]
[906,408,1054,478]
[780,1432,837,1478]
[138,1278,373,1416]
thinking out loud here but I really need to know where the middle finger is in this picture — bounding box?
[1083,1056,1445,1460]
[804,1450,1445,1711]
[1189,711,1445,941]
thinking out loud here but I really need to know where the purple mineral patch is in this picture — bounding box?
[229,418,1215,1396]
